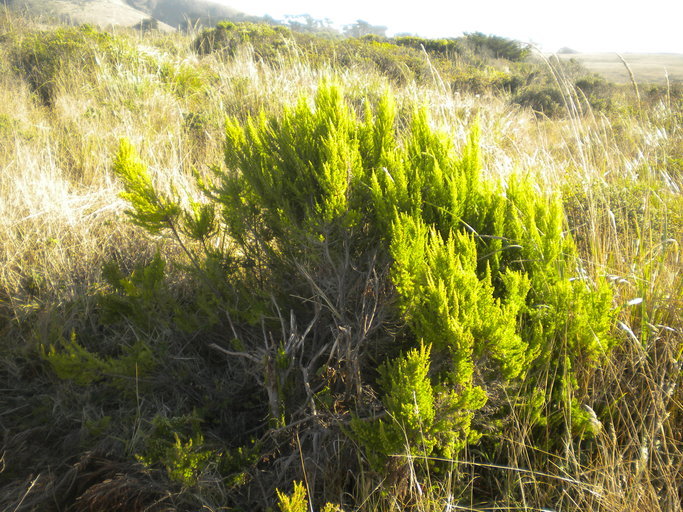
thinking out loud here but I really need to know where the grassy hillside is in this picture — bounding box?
[6,0,268,30]
[0,13,681,512]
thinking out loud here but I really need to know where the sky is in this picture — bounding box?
[211,0,683,54]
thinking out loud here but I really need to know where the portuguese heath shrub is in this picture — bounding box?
[114,81,616,478]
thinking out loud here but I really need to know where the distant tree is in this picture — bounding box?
[343,19,387,38]
[284,14,337,35]
[464,32,530,61]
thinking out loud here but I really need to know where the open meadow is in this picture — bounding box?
[552,51,683,85]
[0,11,682,512]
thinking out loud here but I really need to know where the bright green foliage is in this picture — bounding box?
[384,216,530,455]
[136,415,216,487]
[276,482,344,512]
[368,113,482,237]
[390,216,533,382]
[41,331,154,389]
[321,504,345,512]
[363,96,614,440]
[113,139,181,234]
[220,82,359,242]
[276,481,309,512]
[164,433,214,486]
[352,343,480,468]
[99,253,175,332]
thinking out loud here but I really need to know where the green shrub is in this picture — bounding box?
[463,32,531,62]
[351,343,484,470]
[114,81,616,483]
[513,85,566,117]
[41,330,155,390]
[449,66,520,94]
[99,252,176,333]
[10,25,132,106]
[276,482,344,512]
[276,481,309,512]
[160,61,208,98]
[394,36,465,58]
[193,21,293,59]
[192,22,536,94]
[136,415,216,487]
[575,75,614,111]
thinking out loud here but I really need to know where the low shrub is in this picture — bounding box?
[463,32,531,62]
[112,82,617,504]
[193,21,293,59]
[10,25,133,106]
[513,84,566,117]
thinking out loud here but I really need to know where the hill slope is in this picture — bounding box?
[125,0,242,28]
[6,0,253,30]
[7,0,174,30]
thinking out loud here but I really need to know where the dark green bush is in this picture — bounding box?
[41,330,155,391]
[394,35,465,58]
[193,21,293,59]
[513,85,566,117]
[575,75,614,111]
[464,32,531,62]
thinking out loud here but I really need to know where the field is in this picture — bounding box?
[552,51,683,84]
[0,12,682,512]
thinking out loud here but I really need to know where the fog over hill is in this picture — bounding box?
[124,0,243,28]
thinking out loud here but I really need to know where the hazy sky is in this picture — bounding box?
[212,0,683,54]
